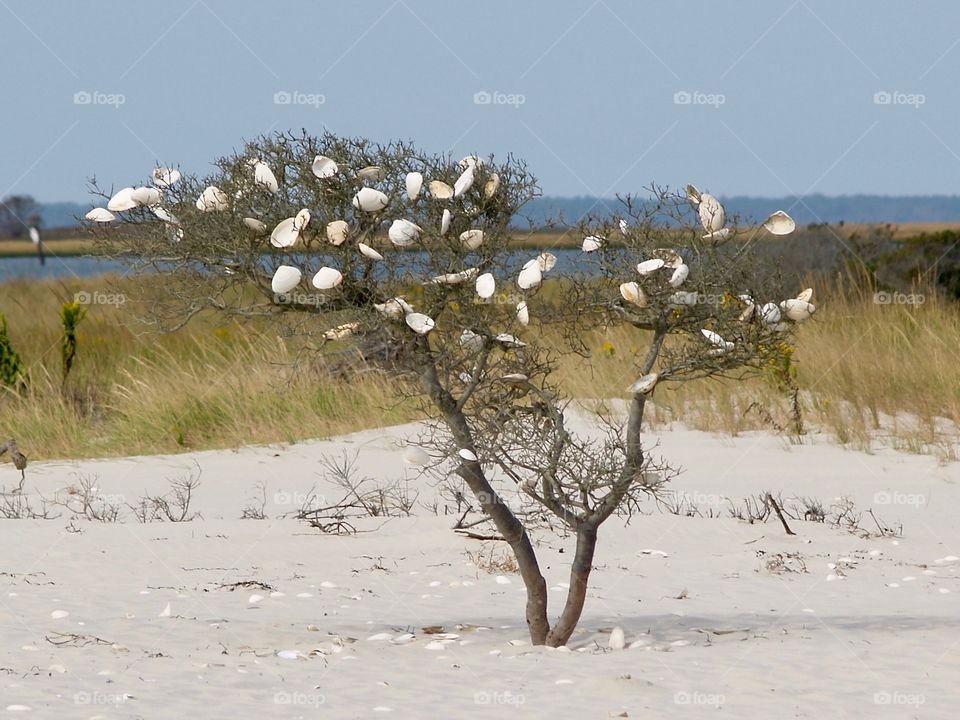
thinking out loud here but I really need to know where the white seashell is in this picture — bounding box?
[619,219,629,235]
[50,610,69,619]
[516,301,529,326]
[429,180,454,200]
[686,184,701,205]
[440,209,452,236]
[270,217,300,248]
[484,174,501,198]
[405,312,436,335]
[374,298,408,319]
[475,272,496,299]
[243,217,266,232]
[389,219,421,246]
[459,155,485,170]
[459,329,484,354]
[324,322,360,340]
[738,303,756,322]
[152,167,181,187]
[312,155,339,178]
[294,208,311,232]
[458,449,478,462]
[763,210,795,236]
[459,229,484,250]
[668,264,689,287]
[357,165,385,182]
[760,302,782,325]
[271,265,302,294]
[582,235,603,252]
[131,186,161,206]
[312,267,343,290]
[619,282,647,307]
[358,243,383,261]
[502,373,528,384]
[517,260,542,290]
[781,299,816,322]
[196,185,228,212]
[326,220,349,245]
[537,252,557,273]
[609,627,626,650]
[453,166,475,197]
[353,187,389,212]
[85,207,115,222]
[698,192,725,232]
[636,258,665,275]
[276,650,303,660]
[495,333,527,348]
[628,372,659,395]
[796,288,814,303]
[107,187,137,212]
[253,160,279,193]
[430,268,478,285]
[701,328,734,352]
[405,172,424,200]
[702,227,731,241]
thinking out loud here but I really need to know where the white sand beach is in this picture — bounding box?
[1,423,958,718]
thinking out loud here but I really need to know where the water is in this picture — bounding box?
[0,256,134,282]
[0,249,596,284]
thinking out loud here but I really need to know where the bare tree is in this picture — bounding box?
[86,132,808,646]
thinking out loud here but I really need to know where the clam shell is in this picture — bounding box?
[294,208,311,232]
[270,217,300,248]
[668,263,689,287]
[243,217,267,233]
[796,288,814,303]
[460,329,484,353]
[781,298,816,322]
[353,187,389,212]
[636,258,665,275]
[312,266,343,290]
[628,372,659,395]
[131,186,161,207]
[698,193,725,232]
[389,219,421,246]
[357,165,385,182]
[271,265,302,294]
[516,301,529,326]
[312,155,339,179]
[582,235,603,252]
[619,282,647,307]
[760,302,782,325]
[326,220,349,245]
[85,208,115,222]
[253,160,279,193]
[429,180,454,200]
[458,449,478,462]
[358,242,383,261]
[152,167,181,188]
[405,312,436,335]
[537,252,557,273]
[107,187,137,212]
[475,272,496,299]
[460,229,484,250]
[763,210,795,236]
[484,174,501,198]
[405,172,424,200]
[440,209,452,236]
[196,185,228,212]
[517,260,542,290]
[453,166,475,197]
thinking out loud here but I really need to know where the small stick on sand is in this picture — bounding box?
[766,493,796,536]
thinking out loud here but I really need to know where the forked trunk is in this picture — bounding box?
[545,524,598,647]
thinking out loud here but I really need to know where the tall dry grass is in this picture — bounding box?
[0,271,957,461]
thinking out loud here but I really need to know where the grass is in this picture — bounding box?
[0,272,957,462]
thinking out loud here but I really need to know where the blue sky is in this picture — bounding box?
[2,0,958,202]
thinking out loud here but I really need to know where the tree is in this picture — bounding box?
[0,195,39,238]
[86,132,809,646]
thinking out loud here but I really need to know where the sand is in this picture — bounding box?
[1,422,958,718]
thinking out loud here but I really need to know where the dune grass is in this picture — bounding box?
[0,272,957,462]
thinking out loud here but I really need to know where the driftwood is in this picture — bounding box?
[0,439,26,480]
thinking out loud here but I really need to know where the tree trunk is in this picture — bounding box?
[545,523,598,647]
[417,341,551,644]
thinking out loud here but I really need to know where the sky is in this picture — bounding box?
[2,0,959,203]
